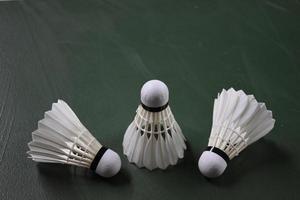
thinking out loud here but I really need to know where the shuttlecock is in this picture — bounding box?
[198,88,275,178]
[123,80,186,170]
[27,100,121,178]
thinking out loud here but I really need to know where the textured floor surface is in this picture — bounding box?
[0,0,299,199]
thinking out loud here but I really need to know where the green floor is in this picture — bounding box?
[0,0,299,199]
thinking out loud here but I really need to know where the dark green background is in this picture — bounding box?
[0,0,299,199]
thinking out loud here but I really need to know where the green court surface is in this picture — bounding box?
[0,0,299,199]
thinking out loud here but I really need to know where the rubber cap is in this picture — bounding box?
[140,80,169,108]
[95,149,121,178]
[198,151,227,178]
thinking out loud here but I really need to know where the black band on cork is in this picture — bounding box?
[90,146,108,171]
[141,102,169,112]
[205,146,230,163]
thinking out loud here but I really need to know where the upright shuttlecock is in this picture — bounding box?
[123,80,186,170]
[198,88,275,178]
[27,100,121,178]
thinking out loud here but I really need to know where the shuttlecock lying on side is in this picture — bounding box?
[27,100,121,178]
[198,88,275,178]
[123,80,186,170]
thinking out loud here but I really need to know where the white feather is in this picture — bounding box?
[208,88,275,159]
[123,105,186,170]
[27,100,102,168]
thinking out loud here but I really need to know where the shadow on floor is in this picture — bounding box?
[206,139,293,187]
